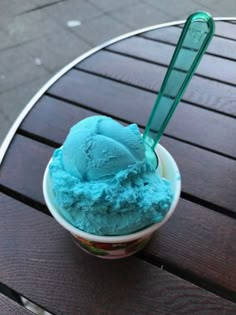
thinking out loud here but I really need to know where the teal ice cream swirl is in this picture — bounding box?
[49,116,173,236]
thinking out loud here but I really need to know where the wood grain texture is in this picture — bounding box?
[77,50,236,117]
[141,26,236,61]
[144,198,236,296]
[177,21,236,41]
[214,21,236,40]
[0,135,54,205]
[0,293,32,315]
[107,36,236,85]
[160,136,236,212]
[164,103,236,159]
[20,96,97,145]
[47,69,155,123]
[1,193,236,315]
[47,69,236,158]
[21,91,236,159]
[1,135,236,294]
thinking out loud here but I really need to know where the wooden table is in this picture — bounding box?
[1,19,236,314]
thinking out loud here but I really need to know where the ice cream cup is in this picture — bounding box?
[43,144,181,259]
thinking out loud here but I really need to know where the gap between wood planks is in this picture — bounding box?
[137,251,236,304]
[105,45,236,88]
[0,282,54,315]
[138,32,236,62]
[76,66,236,120]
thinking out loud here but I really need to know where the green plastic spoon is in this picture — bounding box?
[143,11,215,163]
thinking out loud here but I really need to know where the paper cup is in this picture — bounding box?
[43,144,181,259]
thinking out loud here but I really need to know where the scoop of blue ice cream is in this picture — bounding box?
[49,116,173,236]
[62,115,145,181]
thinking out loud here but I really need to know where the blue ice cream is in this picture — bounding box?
[49,116,173,236]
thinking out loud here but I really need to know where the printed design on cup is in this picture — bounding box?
[72,235,151,258]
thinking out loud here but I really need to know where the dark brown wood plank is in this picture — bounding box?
[47,69,154,123]
[0,135,54,205]
[21,94,236,160]
[0,293,33,315]
[141,26,236,61]
[47,70,236,158]
[77,49,236,117]
[107,36,236,85]
[144,198,236,296]
[165,104,236,159]
[21,95,97,145]
[214,21,236,40]
[177,21,236,41]
[160,136,236,212]
[20,95,133,145]
[78,51,236,117]
[1,193,236,314]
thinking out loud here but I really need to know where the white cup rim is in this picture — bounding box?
[43,144,181,243]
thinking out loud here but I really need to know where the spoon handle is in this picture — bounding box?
[143,11,215,148]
